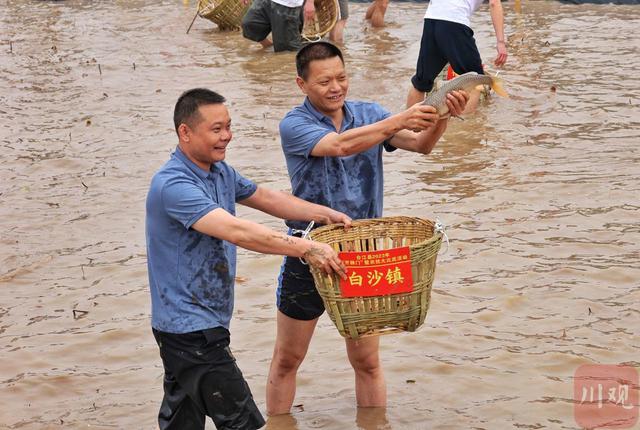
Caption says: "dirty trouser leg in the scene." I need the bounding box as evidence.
[153,328,265,430]
[270,2,303,52]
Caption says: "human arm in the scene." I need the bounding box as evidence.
[309,104,439,158]
[303,0,316,23]
[489,0,508,67]
[239,186,352,227]
[389,90,469,154]
[192,208,346,277]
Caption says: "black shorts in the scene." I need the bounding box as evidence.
[277,256,325,320]
[152,327,265,430]
[411,18,484,93]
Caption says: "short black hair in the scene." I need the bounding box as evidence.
[296,41,344,81]
[173,88,226,135]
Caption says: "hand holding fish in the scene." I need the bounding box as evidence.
[397,103,440,132]
[443,90,469,118]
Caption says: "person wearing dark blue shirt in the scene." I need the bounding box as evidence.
[146,88,351,430]
[267,42,469,415]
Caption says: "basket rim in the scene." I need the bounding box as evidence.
[197,0,250,29]
[308,216,442,250]
[301,0,339,39]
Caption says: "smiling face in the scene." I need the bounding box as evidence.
[297,56,349,117]
[178,103,231,171]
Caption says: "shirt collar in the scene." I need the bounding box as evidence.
[173,146,219,180]
[303,97,354,132]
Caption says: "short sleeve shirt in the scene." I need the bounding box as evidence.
[145,147,257,334]
[271,0,303,7]
[425,0,483,27]
[280,98,395,230]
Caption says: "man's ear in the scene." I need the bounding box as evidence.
[177,123,190,142]
[296,76,307,94]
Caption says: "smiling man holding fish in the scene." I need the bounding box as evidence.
[266,41,468,415]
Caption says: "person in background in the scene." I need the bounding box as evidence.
[146,88,351,429]
[242,0,305,52]
[329,0,349,44]
[406,0,508,110]
[266,42,468,416]
[365,0,389,28]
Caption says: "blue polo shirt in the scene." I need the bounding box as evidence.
[280,98,396,230]
[145,146,257,334]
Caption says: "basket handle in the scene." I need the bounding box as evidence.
[434,219,449,255]
[292,221,315,265]
[302,21,323,43]
[302,33,323,43]
[186,7,200,34]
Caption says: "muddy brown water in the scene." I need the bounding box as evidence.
[1,0,639,428]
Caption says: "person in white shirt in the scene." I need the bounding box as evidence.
[406,0,508,108]
[242,0,305,52]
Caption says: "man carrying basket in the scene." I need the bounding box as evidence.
[146,88,352,429]
[267,42,469,414]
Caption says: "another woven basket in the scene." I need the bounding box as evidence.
[301,0,339,41]
[309,216,442,339]
[198,0,251,31]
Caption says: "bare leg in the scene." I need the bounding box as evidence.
[365,2,375,19]
[266,311,318,416]
[406,85,426,108]
[346,336,386,407]
[462,88,481,114]
[329,19,347,44]
[265,413,298,429]
[369,0,389,28]
[259,38,273,48]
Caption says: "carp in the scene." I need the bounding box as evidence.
[423,71,508,115]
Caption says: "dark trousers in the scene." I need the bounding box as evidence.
[153,327,265,430]
[411,18,485,93]
[241,0,303,52]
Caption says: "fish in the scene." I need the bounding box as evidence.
[422,71,509,115]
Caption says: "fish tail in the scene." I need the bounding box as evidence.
[490,75,509,98]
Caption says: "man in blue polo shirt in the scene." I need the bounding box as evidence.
[266,42,468,415]
[146,88,351,430]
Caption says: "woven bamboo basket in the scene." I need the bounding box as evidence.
[301,0,339,41]
[198,0,251,31]
[309,216,442,339]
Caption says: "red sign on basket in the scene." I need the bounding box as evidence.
[339,247,413,298]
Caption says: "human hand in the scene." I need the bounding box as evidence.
[444,90,469,118]
[304,242,347,279]
[399,103,440,132]
[494,40,508,67]
[303,1,316,23]
[325,210,352,229]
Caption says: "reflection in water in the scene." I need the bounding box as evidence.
[265,413,299,430]
[263,408,391,430]
[1,1,640,429]
[355,407,391,430]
